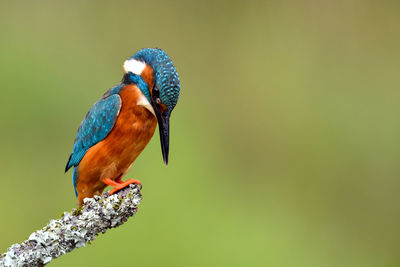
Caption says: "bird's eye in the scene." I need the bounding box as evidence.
[156,98,161,104]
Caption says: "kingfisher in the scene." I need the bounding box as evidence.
[65,48,180,205]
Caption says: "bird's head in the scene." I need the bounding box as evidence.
[122,48,180,165]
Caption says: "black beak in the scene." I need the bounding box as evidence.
[155,111,170,165]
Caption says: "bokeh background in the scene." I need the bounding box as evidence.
[1,0,399,266]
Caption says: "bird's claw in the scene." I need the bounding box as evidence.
[103,177,142,195]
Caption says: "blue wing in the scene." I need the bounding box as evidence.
[65,93,122,172]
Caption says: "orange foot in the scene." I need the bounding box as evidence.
[103,177,142,195]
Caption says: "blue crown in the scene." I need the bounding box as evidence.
[131,48,180,115]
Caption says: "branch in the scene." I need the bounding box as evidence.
[0,184,142,267]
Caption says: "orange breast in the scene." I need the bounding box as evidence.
[75,84,157,203]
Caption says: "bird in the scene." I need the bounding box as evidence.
[65,48,180,205]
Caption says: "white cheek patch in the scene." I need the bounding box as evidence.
[137,90,156,117]
[123,59,146,75]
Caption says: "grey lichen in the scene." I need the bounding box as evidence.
[0,184,142,267]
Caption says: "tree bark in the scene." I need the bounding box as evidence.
[0,184,142,267]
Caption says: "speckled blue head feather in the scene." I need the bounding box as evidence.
[131,48,180,116]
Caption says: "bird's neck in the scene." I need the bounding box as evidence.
[122,63,155,106]
[120,84,155,117]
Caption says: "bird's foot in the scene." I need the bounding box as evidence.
[103,177,142,195]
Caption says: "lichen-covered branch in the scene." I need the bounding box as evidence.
[0,184,142,267]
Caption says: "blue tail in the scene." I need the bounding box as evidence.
[73,167,78,197]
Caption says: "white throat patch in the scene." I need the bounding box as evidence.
[136,89,156,117]
[123,59,146,75]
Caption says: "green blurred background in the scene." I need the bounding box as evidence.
[1,0,399,266]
